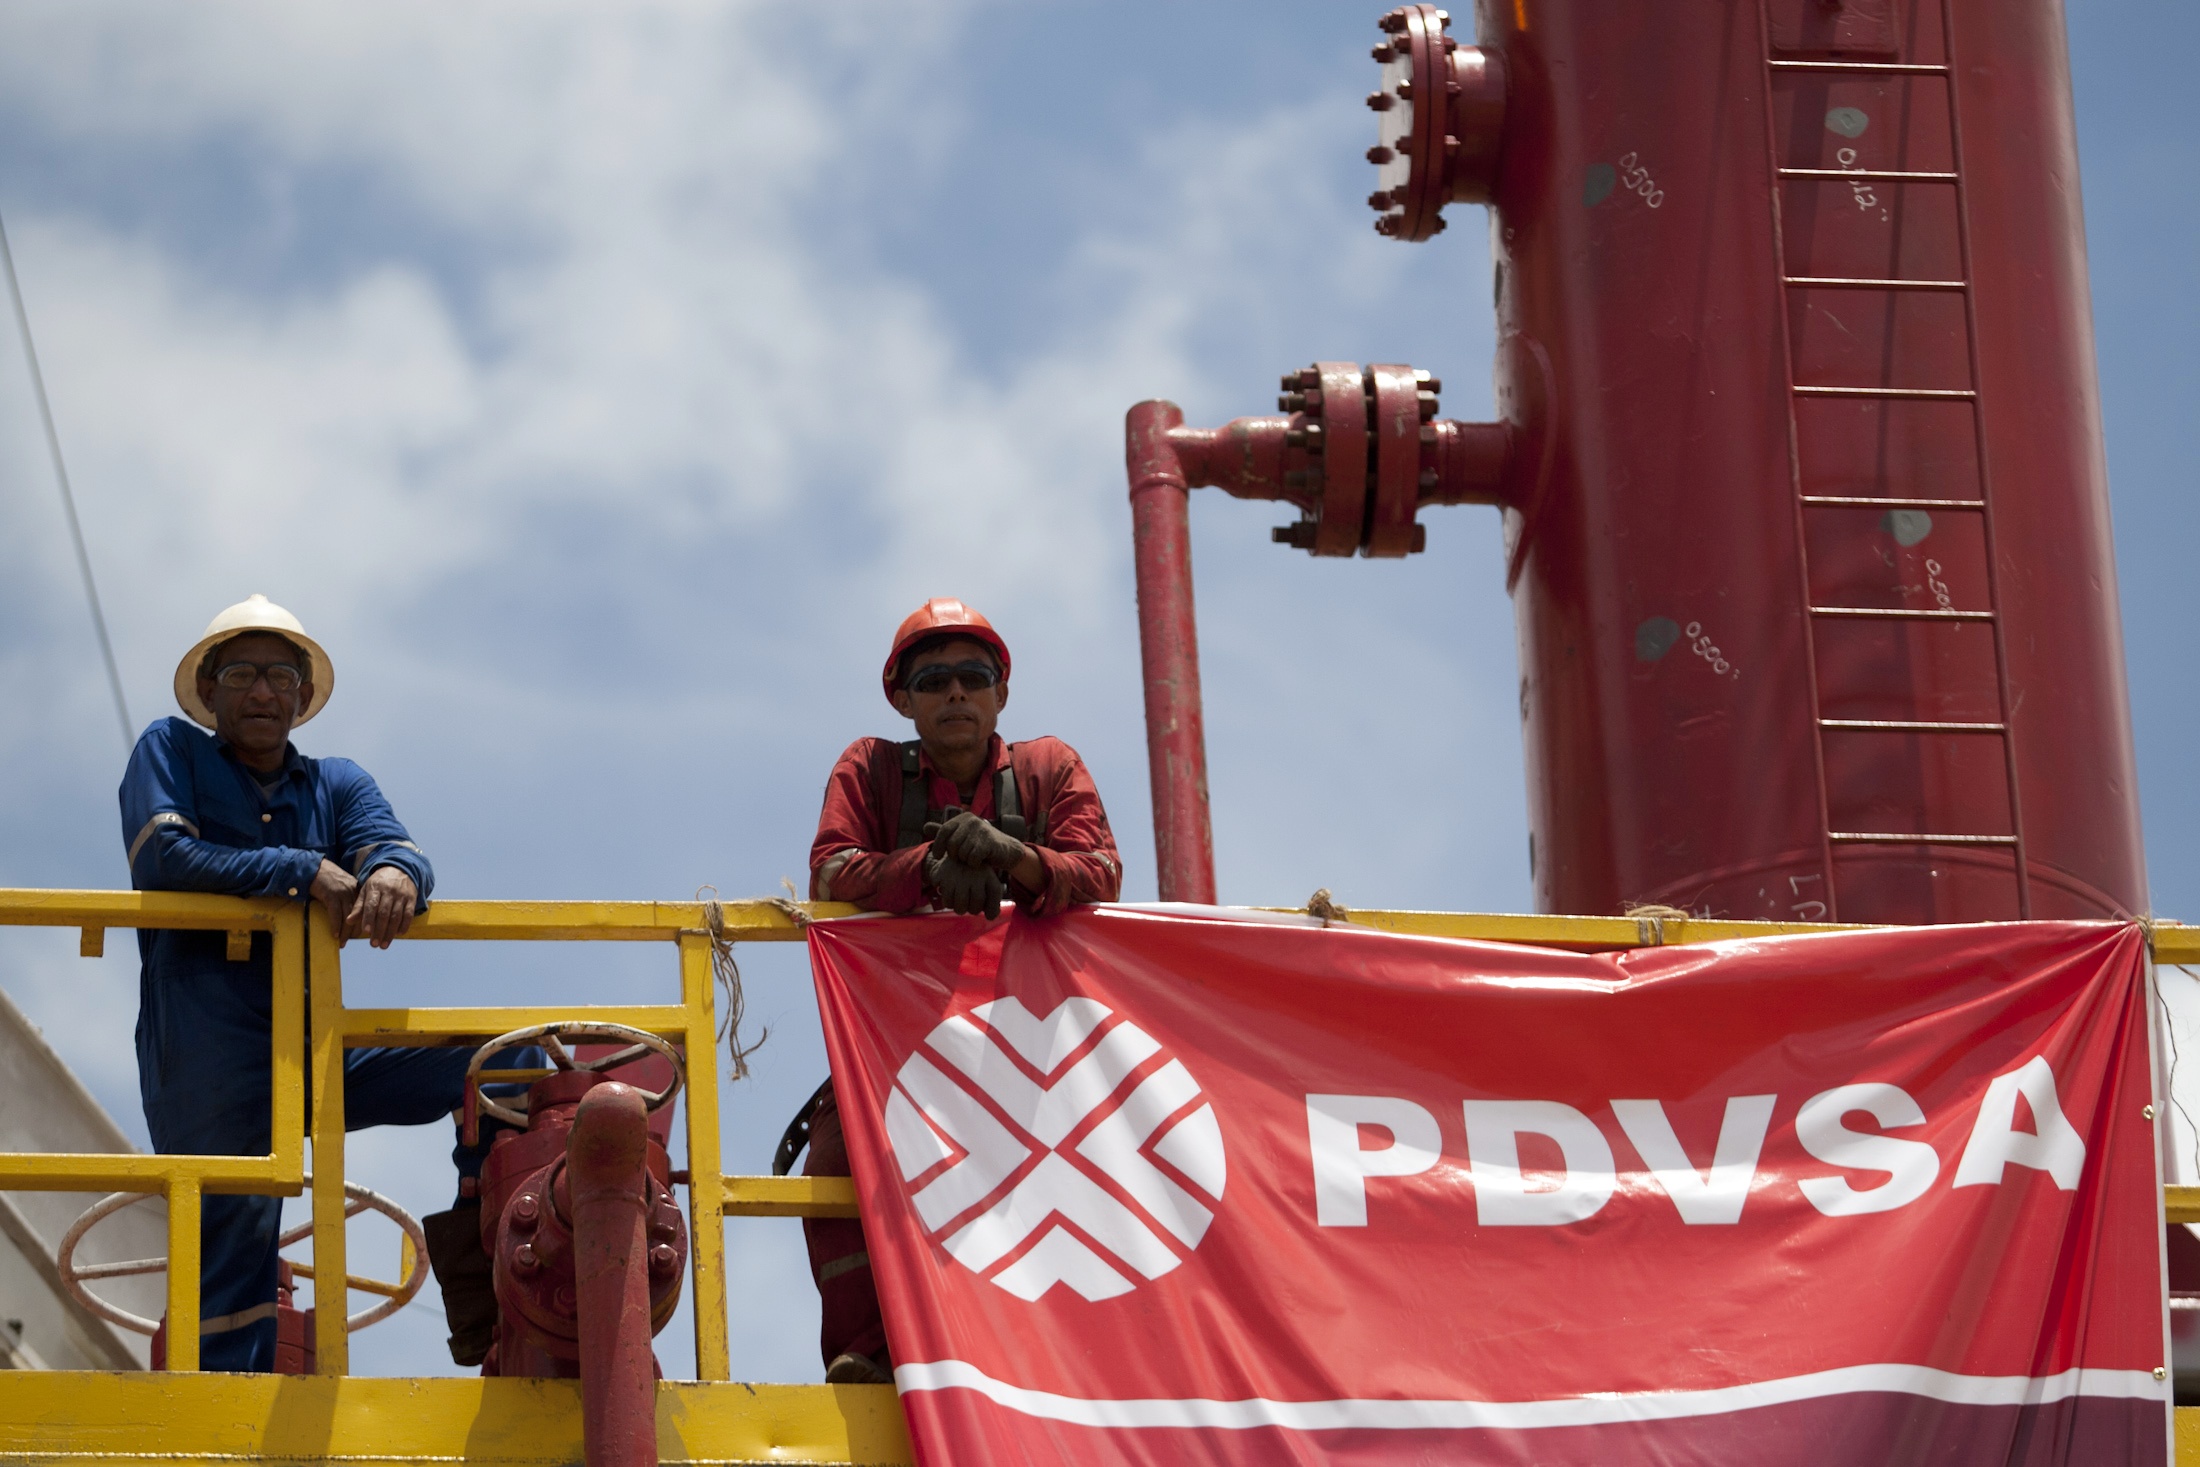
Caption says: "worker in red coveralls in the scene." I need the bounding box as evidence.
[787,597,1122,1384]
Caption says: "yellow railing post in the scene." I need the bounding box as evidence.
[308,904,350,1375]
[270,906,308,1186]
[164,1176,201,1372]
[681,931,730,1382]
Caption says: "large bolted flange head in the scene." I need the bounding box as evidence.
[1368,4,1508,242]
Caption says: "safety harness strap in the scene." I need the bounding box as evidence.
[994,759,1028,842]
[894,741,1041,848]
[895,742,929,850]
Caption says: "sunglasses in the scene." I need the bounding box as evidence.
[905,660,1000,696]
[212,661,305,694]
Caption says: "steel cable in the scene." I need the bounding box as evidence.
[0,204,131,748]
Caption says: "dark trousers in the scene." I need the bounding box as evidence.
[801,1083,888,1368]
[137,929,537,1372]
[151,1044,522,1373]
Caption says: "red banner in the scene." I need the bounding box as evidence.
[807,909,2168,1465]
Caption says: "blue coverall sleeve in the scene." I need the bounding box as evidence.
[119,721,323,897]
[325,759,434,910]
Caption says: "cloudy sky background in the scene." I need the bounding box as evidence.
[0,1,2194,1378]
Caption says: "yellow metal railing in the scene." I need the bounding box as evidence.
[0,889,307,1372]
[3,892,2197,1386]
[298,897,869,1377]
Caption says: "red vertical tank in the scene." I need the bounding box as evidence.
[1127,0,2145,924]
[1483,0,2142,922]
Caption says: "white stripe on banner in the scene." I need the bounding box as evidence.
[891,1360,2166,1432]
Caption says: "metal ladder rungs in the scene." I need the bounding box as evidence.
[1783,275,1967,291]
[1809,605,1994,621]
[1767,59,1951,75]
[1793,385,1976,400]
[1820,718,2007,733]
[1758,0,2031,920]
[1778,167,1959,183]
[1799,495,1985,509]
[1827,832,2021,846]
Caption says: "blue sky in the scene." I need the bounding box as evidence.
[0,1,2193,1379]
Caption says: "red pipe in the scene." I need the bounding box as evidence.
[1127,395,1511,902]
[1127,401,1218,904]
[567,1082,655,1467]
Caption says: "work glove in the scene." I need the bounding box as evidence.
[925,808,1027,872]
[925,850,1006,920]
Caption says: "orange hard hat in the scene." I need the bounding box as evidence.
[882,598,1011,704]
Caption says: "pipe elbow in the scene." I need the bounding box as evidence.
[566,1082,649,1201]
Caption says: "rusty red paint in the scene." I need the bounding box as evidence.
[1125,381,1508,901]
[1126,400,1216,905]
[480,1071,686,1467]
[567,1083,659,1467]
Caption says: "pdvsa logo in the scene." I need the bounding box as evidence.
[884,997,1226,1301]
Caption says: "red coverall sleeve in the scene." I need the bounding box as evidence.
[1015,744,1123,916]
[809,741,930,912]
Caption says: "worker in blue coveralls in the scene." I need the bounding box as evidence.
[118,594,523,1372]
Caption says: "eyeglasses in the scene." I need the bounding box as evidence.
[904,661,1000,696]
[212,661,305,694]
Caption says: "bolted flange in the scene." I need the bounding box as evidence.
[1368,3,1507,242]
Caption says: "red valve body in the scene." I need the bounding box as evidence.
[478,1073,686,1386]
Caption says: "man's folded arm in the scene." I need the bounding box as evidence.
[1018,753,1122,914]
[120,727,321,897]
[328,759,433,908]
[809,742,930,911]
[813,845,931,911]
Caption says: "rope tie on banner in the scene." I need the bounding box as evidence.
[697,887,768,1082]
[771,877,812,931]
[1623,903,1692,947]
[1306,889,1351,927]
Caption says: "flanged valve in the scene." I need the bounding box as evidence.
[1367,4,1507,241]
[1272,361,1444,557]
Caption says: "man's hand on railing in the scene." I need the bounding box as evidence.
[310,861,418,948]
[345,867,419,949]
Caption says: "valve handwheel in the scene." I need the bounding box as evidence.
[56,1174,428,1336]
[464,1021,684,1132]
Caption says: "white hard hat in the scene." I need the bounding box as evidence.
[172,594,335,730]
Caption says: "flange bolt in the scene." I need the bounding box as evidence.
[513,1242,540,1275]
[649,1243,678,1276]
[513,1194,540,1231]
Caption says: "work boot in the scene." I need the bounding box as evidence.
[422,1203,497,1367]
[824,1350,892,1385]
